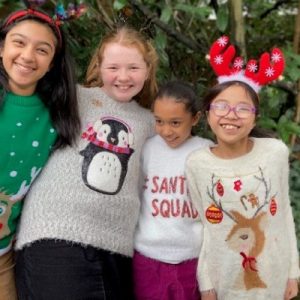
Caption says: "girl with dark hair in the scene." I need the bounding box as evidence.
[186,36,299,300]
[133,80,212,300]
[0,4,80,298]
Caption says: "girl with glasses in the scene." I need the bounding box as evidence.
[185,37,299,300]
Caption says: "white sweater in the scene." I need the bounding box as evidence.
[185,138,300,299]
[16,86,154,257]
[134,135,212,263]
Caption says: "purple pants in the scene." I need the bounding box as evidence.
[133,251,201,300]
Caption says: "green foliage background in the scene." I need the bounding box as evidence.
[1,0,300,246]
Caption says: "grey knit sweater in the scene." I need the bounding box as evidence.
[16,86,154,257]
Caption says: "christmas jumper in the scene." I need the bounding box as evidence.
[16,86,155,257]
[185,137,300,300]
[0,92,57,256]
[134,134,212,263]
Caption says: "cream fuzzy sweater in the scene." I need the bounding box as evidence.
[134,135,212,263]
[185,138,300,299]
[16,86,154,257]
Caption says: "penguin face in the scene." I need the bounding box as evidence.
[96,124,111,142]
[93,119,134,147]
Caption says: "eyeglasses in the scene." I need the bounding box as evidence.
[209,101,256,119]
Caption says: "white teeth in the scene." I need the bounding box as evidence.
[117,85,130,90]
[222,124,238,129]
[15,63,34,72]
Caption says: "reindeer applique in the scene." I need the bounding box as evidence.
[0,167,41,245]
[206,167,277,291]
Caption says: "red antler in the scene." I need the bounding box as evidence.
[244,48,284,86]
[208,36,285,92]
[209,36,244,76]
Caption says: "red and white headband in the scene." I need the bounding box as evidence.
[208,36,285,92]
[3,1,87,48]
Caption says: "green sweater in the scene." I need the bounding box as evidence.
[0,92,57,255]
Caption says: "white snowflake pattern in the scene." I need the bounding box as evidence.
[214,55,223,65]
[217,36,228,47]
[271,52,281,63]
[247,63,258,73]
[234,58,243,69]
[265,67,275,77]
[10,171,17,177]
[32,141,39,147]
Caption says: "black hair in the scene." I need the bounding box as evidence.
[153,80,200,136]
[154,80,200,116]
[202,80,273,138]
[0,13,80,149]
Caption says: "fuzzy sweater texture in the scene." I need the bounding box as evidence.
[134,135,212,263]
[16,86,154,257]
[185,137,300,299]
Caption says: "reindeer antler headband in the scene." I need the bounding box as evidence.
[208,36,285,92]
[3,0,87,47]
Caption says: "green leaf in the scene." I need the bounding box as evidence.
[113,0,127,11]
[154,32,167,51]
[174,4,211,19]
[160,6,172,23]
[257,117,277,129]
[284,121,300,135]
[216,4,229,32]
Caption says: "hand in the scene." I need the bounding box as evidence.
[201,289,217,300]
[284,279,298,300]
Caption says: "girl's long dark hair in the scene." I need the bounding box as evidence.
[0,14,80,149]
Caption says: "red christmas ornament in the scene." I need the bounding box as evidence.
[216,180,224,196]
[234,180,242,192]
[270,197,277,216]
[206,205,223,224]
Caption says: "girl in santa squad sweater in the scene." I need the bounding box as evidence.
[133,80,213,300]
[185,36,299,300]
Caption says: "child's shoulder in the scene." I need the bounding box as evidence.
[143,134,162,147]
[186,143,210,163]
[253,137,289,155]
[134,103,153,117]
[77,84,102,102]
[191,136,214,148]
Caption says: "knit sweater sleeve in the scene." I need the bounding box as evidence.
[281,145,300,279]
[185,157,214,292]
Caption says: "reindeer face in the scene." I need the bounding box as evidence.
[226,225,255,254]
[225,210,267,257]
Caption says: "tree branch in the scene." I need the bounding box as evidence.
[260,0,291,19]
[128,0,205,52]
[209,0,219,13]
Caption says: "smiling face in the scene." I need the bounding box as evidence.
[207,84,256,152]
[0,20,57,96]
[99,43,149,103]
[154,97,200,148]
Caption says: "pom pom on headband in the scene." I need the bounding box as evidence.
[3,1,87,47]
[207,36,285,93]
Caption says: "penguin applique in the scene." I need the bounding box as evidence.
[80,117,134,195]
